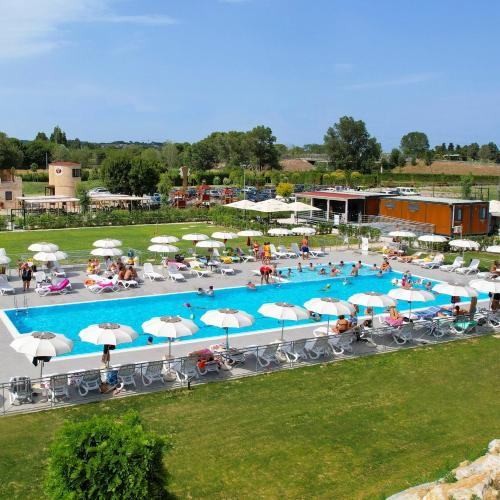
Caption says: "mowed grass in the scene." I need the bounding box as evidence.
[443,250,499,271]
[1,337,499,499]
[0,223,343,261]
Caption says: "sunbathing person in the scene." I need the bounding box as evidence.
[332,315,350,334]
[386,305,404,326]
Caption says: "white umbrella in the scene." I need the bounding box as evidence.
[196,240,225,249]
[432,282,478,298]
[0,255,11,264]
[182,233,209,245]
[211,232,238,244]
[291,227,316,235]
[254,199,291,213]
[258,302,309,341]
[150,235,179,244]
[10,331,73,378]
[79,322,139,346]
[388,230,416,238]
[486,245,500,254]
[286,201,321,212]
[90,247,123,257]
[225,199,258,210]
[304,297,354,331]
[449,239,480,250]
[268,228,292,236]
[147,244,179,253]
[28,242,59,252]
[33,251,68,262]
[142,315,198,358]
[388,287,435,317]
[348,292,396,325]
[93,239,122,248]
[237,230,263,237]
[418,234,447,243]
[200,308,254,349]
[470,279,500,294]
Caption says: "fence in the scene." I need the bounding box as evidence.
[2,313,498,416]
[361,215,435,235]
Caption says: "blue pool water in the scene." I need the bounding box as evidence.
[4,265,479,356]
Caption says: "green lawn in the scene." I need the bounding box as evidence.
[0,224,344,261]
[1,337,499,499]
[21,181,47,195]
[442,250,499,271]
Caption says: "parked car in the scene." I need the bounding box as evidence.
[87,187,111,196]
[397,187,420,196]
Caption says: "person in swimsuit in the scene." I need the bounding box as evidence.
[332,315,350,334]
[21,264,32,292]
[301,237,309,260]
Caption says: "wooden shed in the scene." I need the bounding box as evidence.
[379,196,489,236]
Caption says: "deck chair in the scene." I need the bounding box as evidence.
[305,336,332,359]
[167,265,186,282]
[9,376,33,405]
[255,343,280,367]
[328,332,355,354]
[189,265,211,278]
[35,278,71,296]
[51,261,66,278]
[456,259,480,275]
[87,275,120,294]
[439,256,464,272]
[220,264,235,275]
[143,262,164,281]
[48,373,69,402]
[0,276,15,295]
[77,370,102,396]
[450,315,477,335]
[420,253,444,269]
[176,357,201,380]
[200,360,221,375]
[310,246,327,258]
[279,339,308,362]
[141,361,165,385]
[270,244,288,259]
[391,323,414,345]
[34,270,50,287]
[278,245,297,258]
[117,364,137,388]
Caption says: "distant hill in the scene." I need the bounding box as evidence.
[279,159,315,172]
[400,160,500,176]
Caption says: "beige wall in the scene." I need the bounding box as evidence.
[48,164,81,197]
[0,176,23,211]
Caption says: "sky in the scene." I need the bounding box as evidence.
[1,0,500,150]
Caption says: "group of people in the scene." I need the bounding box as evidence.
[197,286,215,297]
[87,256,140,284]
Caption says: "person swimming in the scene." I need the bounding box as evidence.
[197,287,205,295]
[287,268,292,276]
[206,285,214,297]
[297,262,303,272]
[321,283,331,291]
[246,281,256,290]
[319,267,326,275]
[308,262,314,271]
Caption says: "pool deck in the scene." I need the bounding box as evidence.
[0,250,478,382]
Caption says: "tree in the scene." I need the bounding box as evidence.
[247,125,279,170]
[50,125,67,145]
[30,163,38,173]
[447,142,454,152]
[388,148,402,168]
[323,116,381,173]
[101,151,135,194]
[213,175,221,185]
[276,182,294,198]
[187,140,218,171]
[35,131,48,141]
[156,171,173,199]
[461,173,474,199]
[24,140,52,168]
[75,183,90,213]
[160,141,179,171]
[468,143,480,160]
[45,412,170,499]
[128,158,160,195]
[0,132,24,169]
[424,150,434,166]
[400,132,429,159]
[51,144,71,161]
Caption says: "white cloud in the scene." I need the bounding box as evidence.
[345,73,438,90]
[0,0,177,60]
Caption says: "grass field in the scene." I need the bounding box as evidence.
[0,337,499,499]
[442,250,499,271]
[0,223,345,262]
[20,181,47,195]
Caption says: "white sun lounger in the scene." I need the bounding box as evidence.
[278,245,297,258]
[439,256,464,272]
[190,266,211,278]
[141,361,165,386]
[420,254,444,268]
[270,244,288,259]
[456,259,480,275]
[220,264,235,275]
[167,266,186,282]
[9,376,33,405]
[0,276,15,295]
[143,262,164,281]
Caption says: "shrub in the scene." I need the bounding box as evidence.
[45,412,170,500]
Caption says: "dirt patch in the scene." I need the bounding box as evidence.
[400,160,500,176]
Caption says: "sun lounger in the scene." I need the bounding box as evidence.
[35,278,71,296]
[34,270,50,287]
[0,276,15,295]
[116,364,137,389]
[189,265,211,278]
[412,306,446,320]
[439,256,464,272]
[141,361,165,385]
[278,245,297,258]
[173,357,200,381]
[220,264,235,275]
[310,246,327,258]
[77,370,102,396]
[328,332,355,354]
[304,336,332,359]
[86,275,120,293]
[9,376,33,405]
[390,323,414,345]
[269,244,288,259]
[143,262,164,281]
[456,259,480,275]
[248,343,281,367]
[420,254,444,268]
[118,278,139,288]
[167,266,186,282]
[450,315,477,335]
[291,242,318,259]
[47,373,70,401]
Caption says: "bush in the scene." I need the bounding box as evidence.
[20,172,49,182]
[45,412,170,500]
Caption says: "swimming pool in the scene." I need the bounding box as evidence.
[3,265,479,357]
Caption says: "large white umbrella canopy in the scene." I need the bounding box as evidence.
[268,228,292,236]
[291,227,316,235]
[147,244,179,253]
[90,247,123,257]
[150,235,179,244]
[182,233,209,245]
[200,308,254,349]
[10,331,73,378]
[470,279,500,294]
[258,302,309,341]
[349,292,396,325]
[388,287,435,316]
[237,230,263,237]
[486,245,500,254]
[286,201,321,212]
[254,199,291,213]
[28,242,59,252]
[196,240,225,249]
[211,231,238,242]
[304,297,355,331]
[225,199,258,210]
[418,234,448,243]
[33,251,68,262]
[79,322,138,346]
[449,239,480,250]
[388,230,416,238]
[93,239,122,248]
[0,255,11,264]
[432,282,478,297]
[142,315,198,358]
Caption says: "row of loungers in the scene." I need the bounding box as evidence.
[7,311,499,409]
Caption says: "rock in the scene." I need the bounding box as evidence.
[424,472,492,500]
[488,439,500,455]
[386,482,437,499]
[454,454,500,480]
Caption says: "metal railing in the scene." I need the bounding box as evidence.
[2,313,497,416]
[361,215,435,235]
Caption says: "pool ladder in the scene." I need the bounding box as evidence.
[13,294,29,316]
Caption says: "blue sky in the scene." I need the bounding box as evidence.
[1,0,500,149]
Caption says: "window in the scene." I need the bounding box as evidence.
[408,203,420,212]
[479,207,487,219]
[384,201,395,209]
[72,169,81,178]
[5,191,12,201]
[455,207,463,222]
